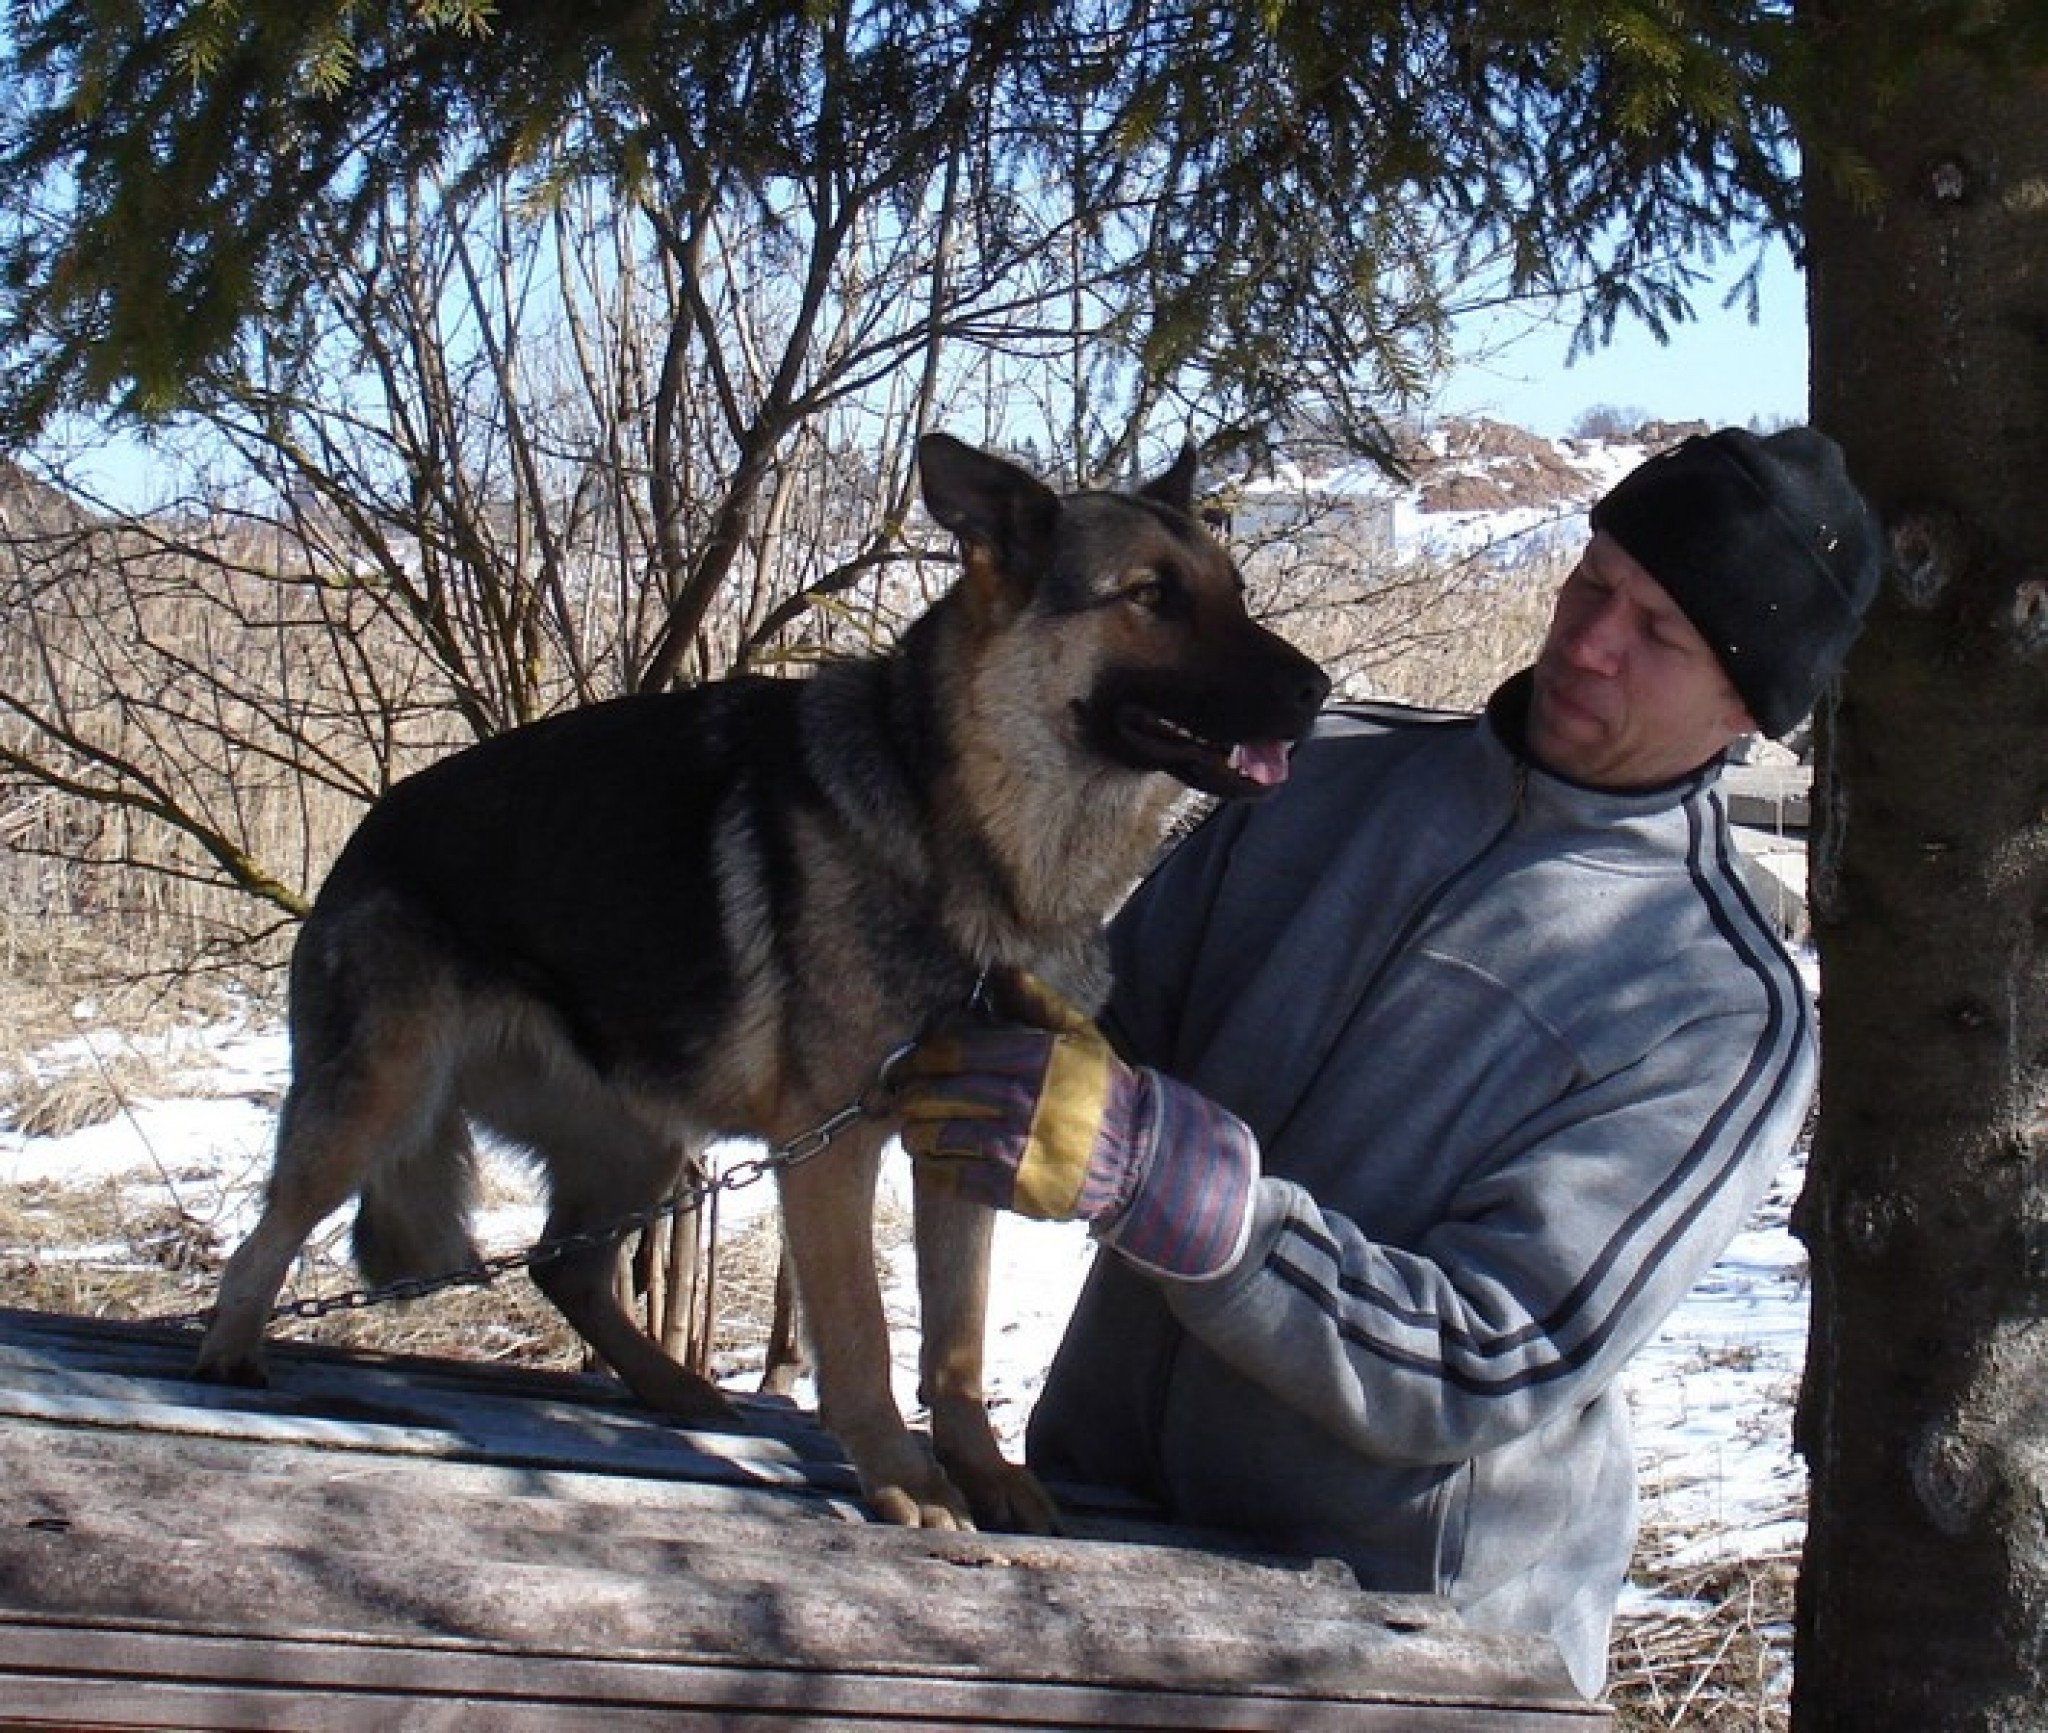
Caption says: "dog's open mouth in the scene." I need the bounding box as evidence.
[1120,707,1295,798]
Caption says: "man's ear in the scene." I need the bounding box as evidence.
[917,433,1060,592]
[1138,442,1200,516]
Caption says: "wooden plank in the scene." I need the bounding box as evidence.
[1,1420,1598,1718]
[0,1440,1500,1687]
[0,1309,1608,1726]
[0,1621,1599,1730]
[0,1306,861,1499]
[0,1379,854,1498]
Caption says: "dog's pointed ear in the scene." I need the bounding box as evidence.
[1139,442,1201,516]
[918,434,1060,613]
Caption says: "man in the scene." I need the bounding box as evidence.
[896,426,1883,1695]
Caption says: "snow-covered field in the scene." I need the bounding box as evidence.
[2,994,1811,1609]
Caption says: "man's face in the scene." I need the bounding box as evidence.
[1526,532,1756,788]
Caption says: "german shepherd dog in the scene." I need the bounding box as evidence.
[196,434,1328,1531]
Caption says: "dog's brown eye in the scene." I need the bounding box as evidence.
[1120,574,1168,611]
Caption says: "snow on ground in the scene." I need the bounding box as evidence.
[2,997,1812,1604]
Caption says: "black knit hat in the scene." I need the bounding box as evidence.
[1589,427,1883,737]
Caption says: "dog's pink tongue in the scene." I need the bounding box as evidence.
[1233,741,1293,788]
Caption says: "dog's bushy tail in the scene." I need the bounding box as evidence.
[352,1107,482,1287]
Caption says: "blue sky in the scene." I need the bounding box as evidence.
[1435,238,1808,436]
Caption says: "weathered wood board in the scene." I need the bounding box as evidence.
[0,1307,1607,1729]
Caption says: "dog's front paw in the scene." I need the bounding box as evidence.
[853,1434,977,1529]
[951,1459,1062,1536]
[928,1395,1062,1534]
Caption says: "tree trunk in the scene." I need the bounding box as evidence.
[1794,27,2048,1729]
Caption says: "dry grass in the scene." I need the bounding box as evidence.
[0,911,244,1047]
[0,908,261,1145]
[0,1174,797,1379]
[1,1048,188,1140]
[0,1176,229,1321]
[1246,517,1566,711]
[1611,1532,1797,1730]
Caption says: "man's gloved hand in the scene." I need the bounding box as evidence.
[894,975,1258,1280]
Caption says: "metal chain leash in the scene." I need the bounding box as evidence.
[154,1031,928,1330]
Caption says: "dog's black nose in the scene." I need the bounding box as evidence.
[1280,655,1332,723]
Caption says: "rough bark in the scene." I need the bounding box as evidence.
[1794,31,2048,1732]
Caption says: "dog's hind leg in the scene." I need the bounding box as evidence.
[513,1090,735,1425]
[195,1021,453,1387]
[527,1221,736,1424]
[778,1126,975,1528]
[913,1173,1062,1534]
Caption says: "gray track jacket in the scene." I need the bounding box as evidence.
[1026,673,1815,1695]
